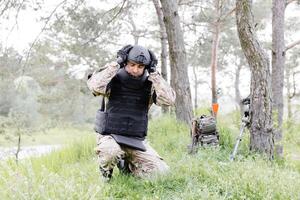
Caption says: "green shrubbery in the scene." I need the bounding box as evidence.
[1,114,300,199]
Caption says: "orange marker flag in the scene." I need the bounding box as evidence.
[212,103,219,117]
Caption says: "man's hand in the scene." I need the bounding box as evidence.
[147,70,176,106]
[87,62,120,96]
[116,45,133,68]
[147,71,160,83]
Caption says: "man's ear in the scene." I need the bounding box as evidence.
[124,63,129,72]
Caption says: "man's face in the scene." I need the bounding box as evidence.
[125,61,145,77]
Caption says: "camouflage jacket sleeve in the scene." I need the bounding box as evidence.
[87,62,119,96]
[148,71,176,106]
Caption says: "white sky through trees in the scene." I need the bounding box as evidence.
[1,0,299,114]
[1,1,299,52]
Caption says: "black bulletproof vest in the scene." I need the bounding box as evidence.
[102,68,152,139]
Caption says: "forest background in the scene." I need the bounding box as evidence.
[0,0,300,199]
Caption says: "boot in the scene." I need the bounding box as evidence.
[99,166,113,182]
[117,159,131,175]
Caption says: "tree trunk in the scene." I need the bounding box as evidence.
[285,65,292,125]
[210,0,221,116]
[129,15,139,45]
[271,0,285,156]
[287,95,292,124]
[234,63,243,115]
[160,0,193,124]
[236,0,274,158]
[192,65,198,110]
[15,128,21,164]
[152,0,169,113]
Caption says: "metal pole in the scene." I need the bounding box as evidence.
[230,122,247,161]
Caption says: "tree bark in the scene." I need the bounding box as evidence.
[15,127,21,164]
[152,0,169,113]
[271,0,285,156]
[286,68,300,125]
[285,66,293,124]
[236,0,274,158]
[128,14,139,45]
[160,0,193,124]
[192,65,199,110]
[210,0,221,116]
[234,63,243,114]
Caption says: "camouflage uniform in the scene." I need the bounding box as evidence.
[87,62,175,178]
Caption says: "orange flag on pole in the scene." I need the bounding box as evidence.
[212,103,219,117]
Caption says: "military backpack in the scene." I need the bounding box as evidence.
[188,115,219,154]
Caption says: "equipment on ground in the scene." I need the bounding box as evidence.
[230,97,250,161]
[188,115,219,154]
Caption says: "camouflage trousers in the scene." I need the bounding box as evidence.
[95,134,169,178]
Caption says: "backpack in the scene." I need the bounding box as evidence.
[188,115,219,154]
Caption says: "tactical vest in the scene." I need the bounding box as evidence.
[101,68,152,139]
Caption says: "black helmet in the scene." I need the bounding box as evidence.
[127,45,151,66]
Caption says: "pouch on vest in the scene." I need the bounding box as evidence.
[94,97,107,134]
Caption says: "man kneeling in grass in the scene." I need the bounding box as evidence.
[87,45,175,181]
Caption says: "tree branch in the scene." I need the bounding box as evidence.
[220,7,236,22]
[21,0,68,74]
[0,0,11,17]
[84,0,127,45]
[182,21,209,32]
[104,0,126,25]
[4,0,26,47]
[285,39,300,52]
[178,0,208,8]
[286,0,297,7]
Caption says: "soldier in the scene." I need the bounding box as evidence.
[87,45,176,181]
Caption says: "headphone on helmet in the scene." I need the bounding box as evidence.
[116,44,133,68]
[147,49,157,73]
[116,44,157,73]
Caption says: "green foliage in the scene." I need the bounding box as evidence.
[218,125,235,150]
[194,105,212,117]
[0,46,21,117]
[29,135,95,173]
[0,124,91,147]
[1,116,300,199]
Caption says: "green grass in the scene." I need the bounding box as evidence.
[1,114,300,200]
[0,124,90,147]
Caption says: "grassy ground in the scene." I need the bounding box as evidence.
[0,114,300,200]
[0,124,90,147]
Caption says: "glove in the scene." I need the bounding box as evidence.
[116,45,133,68]
[148,50,157,73]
